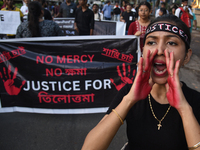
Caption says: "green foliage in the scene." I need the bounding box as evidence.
[15,3,23,9]
[0,1,4,8]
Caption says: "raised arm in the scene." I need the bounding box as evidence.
[82,49,158,150]
[164,50,200,150]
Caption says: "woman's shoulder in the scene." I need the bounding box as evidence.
[130,20,137,26]
[19,21,29,28]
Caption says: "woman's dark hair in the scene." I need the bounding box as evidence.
[138,1,151,11]
[146,14,191,52]
[159,7,167,15]
[28,1,42,37]
[92,4,99,8]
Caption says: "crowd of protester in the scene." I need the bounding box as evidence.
[0,0,198,38]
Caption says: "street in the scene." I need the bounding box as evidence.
[0,30,200,150]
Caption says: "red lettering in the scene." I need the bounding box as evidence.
[45,56,53,64]
[81,55,87,63]
[46,68,53,77]
[36,56,44,64]
[57,55,66,63]
[88,55,94,62]
[74,55,80,63]
[67,55,73,63]
[55,68,62,76]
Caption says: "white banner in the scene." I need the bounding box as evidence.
[0,11,21,34]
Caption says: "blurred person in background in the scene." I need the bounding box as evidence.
[74,0,94,35]
[113,2,121,21]
[120,3,136,35]
[120,0,126,14]
[189,5,197,32]
[128,1,151,51]
[16,1,63,38]
[155,2,168,18]
[55,0,76,18]
[1,0,23,22]
[1,0,6,9]
[33,0,52,20]
[102,1,112,20]
[20,0,30,21]
[1,0,23,38]
[54,2,62,17]
[93,4,101,21]
[159,7,167,16]
[175,0,193,28]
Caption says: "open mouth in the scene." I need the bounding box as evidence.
[153,60,167,76]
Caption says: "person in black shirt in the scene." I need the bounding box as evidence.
[55,0,76,18]
[82,15,200,150]
[74,0,94,35]
[120,3,136,35]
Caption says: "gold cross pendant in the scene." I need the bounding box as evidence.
[157,122,162,130]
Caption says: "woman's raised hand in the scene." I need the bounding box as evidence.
[125,49,158,104]
[164,50,188,110]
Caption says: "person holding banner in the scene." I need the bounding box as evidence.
[82,14,200,150]
[16,1,63,38]
[128,1,151,52]
[1,0,23,38]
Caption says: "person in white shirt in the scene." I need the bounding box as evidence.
[20,0,30,20]
[155,2,168,18]
[92,4,101,21]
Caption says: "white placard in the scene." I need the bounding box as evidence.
[0,11,21,34]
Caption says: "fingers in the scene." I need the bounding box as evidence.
[19,80,26,89]
[8,65,11,79]
[122,63,126,77]
[117,65,123,78]
[149,49,158,63]
[132,69,136,77]
[169,52,174,76]
[13,67,18,80]
[144,49,150,72]
[144,49,158,73]
[3,67,7,79]
[138,57,143,76]
[174,59,181,77]
[0,72,5,82]
[165,49,169,69]
[128,65,131,76]
[165,82,169,92]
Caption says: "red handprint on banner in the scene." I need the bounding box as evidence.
[0,65,26,95]
[110,63,136,91]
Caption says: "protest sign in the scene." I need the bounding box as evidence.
[0,11,21,34]
[54,18,126,35]
[0,36,140,114]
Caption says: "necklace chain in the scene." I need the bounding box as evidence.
[148,94,171,130]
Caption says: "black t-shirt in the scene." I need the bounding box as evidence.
[75,7,94,35]
[113,7,121,15]
[122,11,136,31]
[107,82,200,150]
[44,8,52,20]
